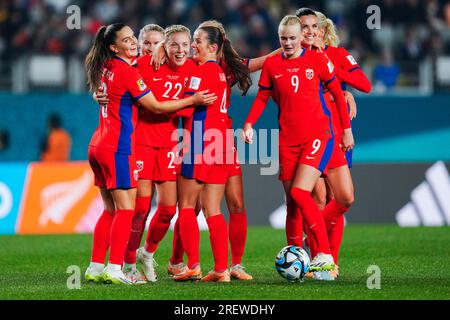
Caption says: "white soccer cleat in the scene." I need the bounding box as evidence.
[102,267,135,285]
[136,247,158,282]
[309,253,335,272]
[84,262,104,283]
[123,266,147,285]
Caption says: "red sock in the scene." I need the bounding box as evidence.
[328,214,345,264]
[108,209,134,266]
[285,203,303,247]
[91,210,114,264]
[322,199,349,224]
[178,208,200,269]
[228,211,247,266]
[290,187,331,255]
[207,214,229,272]
[303,219,318,258]
[145,205,176,253]
[124,196,151,264]
[170,218,184,265]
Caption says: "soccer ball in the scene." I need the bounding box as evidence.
[275,245,310,282]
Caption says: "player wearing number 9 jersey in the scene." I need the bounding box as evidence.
[243,15,354,272]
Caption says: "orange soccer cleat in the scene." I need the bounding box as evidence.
[167,262,187,277]
[172,265,202,282]
[230,265,253,281]
[200,270,231,283]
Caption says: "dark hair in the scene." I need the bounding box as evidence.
[198,23,252,96]
[295,7,317,18]
[85,23,127,92]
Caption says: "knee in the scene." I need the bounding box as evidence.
[311,191,327,210]
[227,201,245,214]
[336,193,354,208]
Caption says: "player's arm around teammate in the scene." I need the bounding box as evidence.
[243,16,353,272]
[125,25,197,282]
[83,23,215,285]
[173,23,251,283]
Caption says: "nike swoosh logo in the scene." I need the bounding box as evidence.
[275,74,283,79]
[153,78,162,81]
[306,156,315,160]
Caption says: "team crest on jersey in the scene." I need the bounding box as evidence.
[327,61,334,73]
[189,77,201,90]
[346,55,357,66]
[136,78,147,91]
[136,160,144,172]
[305,68,314,80]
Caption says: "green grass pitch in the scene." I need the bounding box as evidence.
[1,225,449,300]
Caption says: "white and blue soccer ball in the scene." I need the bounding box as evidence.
[275,245,310,282]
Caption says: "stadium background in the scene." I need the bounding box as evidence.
[0,0,450,236]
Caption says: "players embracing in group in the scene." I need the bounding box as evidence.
[84,6,370,285]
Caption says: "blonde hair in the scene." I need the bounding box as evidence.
[315,11,340,47]
[138,24,164,43]
[278,15,301,33]
[164,25,191,42]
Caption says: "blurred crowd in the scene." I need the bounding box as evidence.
[1,0,450,89]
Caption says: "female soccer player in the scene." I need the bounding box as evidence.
[296,9,371,277]
[123,25,198,283]
[172,22,252,282]
[138,24,164,56]
[151,21,277,281]
[83,23,216,285]
[242,15,354,272]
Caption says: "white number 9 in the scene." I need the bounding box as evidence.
[291,75,299,93]
[311,139,321,154]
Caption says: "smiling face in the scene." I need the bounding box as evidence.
[139,30,164,56]
[278,24,303,58]
[165,31,190,67]
[109,26,138,59]
[299,14,319,48]
[191,28,217,64]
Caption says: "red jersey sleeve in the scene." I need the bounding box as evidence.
[125,68,151,100]
[314,52,351,130]
[245,59,272,125]
[336,48,372,93]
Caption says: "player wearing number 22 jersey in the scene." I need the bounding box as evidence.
[135,54,197,181]
[245,50,351,181]
[180,60,235,184]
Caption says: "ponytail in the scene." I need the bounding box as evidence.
[315,11,340,47]
[198,20,252,96]
[85,23,127,92]
[221,38,252,96]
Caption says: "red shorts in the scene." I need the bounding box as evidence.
[327,135,348,170]
[135,144,180,181]
[278,137,334,181]
[180,151,236,184]
[88,146,138,189]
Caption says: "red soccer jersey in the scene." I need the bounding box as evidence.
[89,57,150,155]
[183,60,234,157]
[135,55,197,147]
[322,45,371,135]
[246,50,338,147]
